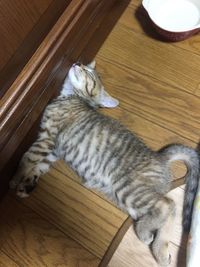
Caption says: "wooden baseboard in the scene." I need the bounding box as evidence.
[0,0,130,198]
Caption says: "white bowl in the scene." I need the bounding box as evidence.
[142,0,200,41]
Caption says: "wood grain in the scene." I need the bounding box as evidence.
[20,166,128,259]
[0,0,53,73]
[0,0,72,97]
[100,107,195,149]
[120,0,200,93]
[0,251,19,267]
[96,53,200,143]
[96,0,194,264]
[0,195,100,267]
[97,14,200,95]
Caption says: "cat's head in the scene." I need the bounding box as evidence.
[61,61,119,108]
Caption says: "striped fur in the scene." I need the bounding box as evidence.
[10,61,200,266]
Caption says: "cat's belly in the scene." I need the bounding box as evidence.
[70,157,112,186]
[63,138,115,187]
[65,155,114,200]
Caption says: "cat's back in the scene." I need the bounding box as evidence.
[56,104,152,183]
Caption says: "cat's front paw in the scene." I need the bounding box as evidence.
[16,175,38,198]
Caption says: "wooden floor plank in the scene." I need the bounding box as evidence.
[96,57,200,143]
[19,167,128,259]
[100,98,195,149]
[95,0,195,265]
[0,251,19,267]
[0,195,100,267]
[97,16,200,95]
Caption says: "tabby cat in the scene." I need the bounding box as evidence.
[10,61,199,266]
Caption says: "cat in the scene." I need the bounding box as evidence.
[10,61,199,266]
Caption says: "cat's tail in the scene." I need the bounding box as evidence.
[159,144,200,231]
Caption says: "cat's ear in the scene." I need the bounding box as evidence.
[87,60,96,69]
[99,89,119,108]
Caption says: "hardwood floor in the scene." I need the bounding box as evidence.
[94,0,200,265]
[0,195,100,267]
[1,0,200,266]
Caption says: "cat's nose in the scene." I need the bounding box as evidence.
[76,61,81,66]
[72,62,82,67]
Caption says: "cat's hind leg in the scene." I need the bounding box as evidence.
[135,197,175,266]
[10,139,58,198]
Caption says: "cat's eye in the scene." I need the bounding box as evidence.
[85,69,94,79]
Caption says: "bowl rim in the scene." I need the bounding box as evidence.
[142,0,200,33]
